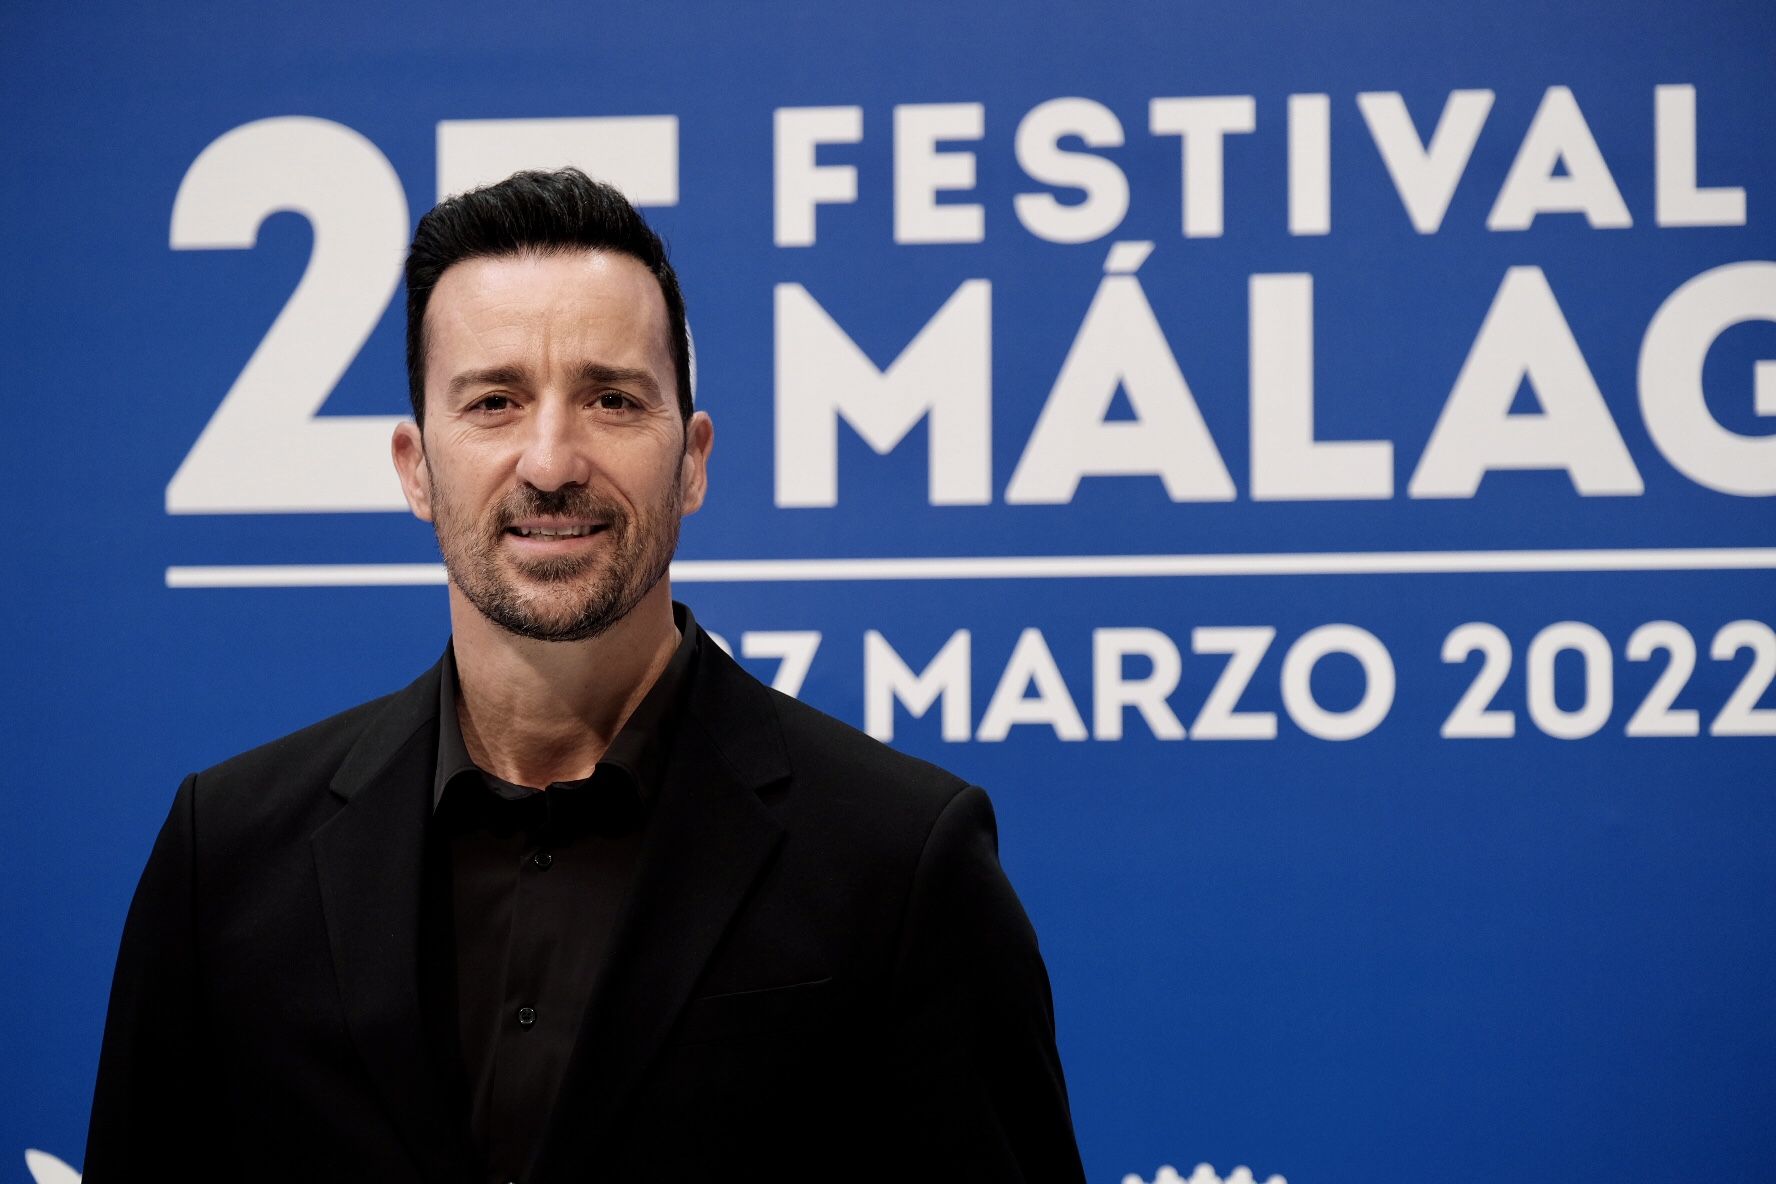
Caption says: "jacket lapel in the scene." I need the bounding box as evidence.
[532,632,790,1181]
[310,660,475,1184]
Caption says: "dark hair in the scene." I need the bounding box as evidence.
[403,167,691,427]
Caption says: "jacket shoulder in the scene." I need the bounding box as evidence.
[183,663,439,847]
[766,687,966,800]
[194,689,403,790]
[687,634,972,830]
[751,681,984,864]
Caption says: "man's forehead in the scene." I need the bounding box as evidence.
[426,249,673,372]
[432,249,664,318]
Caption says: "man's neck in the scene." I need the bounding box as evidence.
[447,582,681,789]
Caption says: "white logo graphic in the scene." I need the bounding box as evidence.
[1123,1165,1287,1184]
[24,1150,80,1184]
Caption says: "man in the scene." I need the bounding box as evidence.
[86,168,1085,1182]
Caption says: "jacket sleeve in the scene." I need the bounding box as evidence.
[84,774,219,1182]
[884,784,1087,1183]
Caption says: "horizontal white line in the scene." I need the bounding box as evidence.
[165,547,1776,588]
[167,564,449,588]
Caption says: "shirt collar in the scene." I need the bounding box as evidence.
[433,601,701,812]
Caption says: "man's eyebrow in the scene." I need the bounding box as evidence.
[447,365,530,398]
[575,363,662,401]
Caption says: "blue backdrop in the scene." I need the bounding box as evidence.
[6,2,1774,1181]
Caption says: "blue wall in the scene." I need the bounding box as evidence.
[5,2,1774,1180]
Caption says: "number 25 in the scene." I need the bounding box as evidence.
[167,115,678,513]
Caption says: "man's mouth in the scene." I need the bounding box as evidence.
[505,522,606,539]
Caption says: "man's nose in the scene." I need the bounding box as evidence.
[513,400,595,491]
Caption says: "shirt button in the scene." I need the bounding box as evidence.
[531,850,553,870]
[516,1006,536,1028]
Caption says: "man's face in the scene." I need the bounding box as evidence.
[392,249,712,642]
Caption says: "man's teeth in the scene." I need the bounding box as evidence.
[513,525,597,538]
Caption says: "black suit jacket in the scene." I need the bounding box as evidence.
[85,626,1085,1182]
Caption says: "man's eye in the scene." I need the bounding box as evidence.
[473,394,512,412]
[597,392,634,411]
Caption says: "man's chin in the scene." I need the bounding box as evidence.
[443,564,614,641]
[495,618,614,644]
[482,594,623,643]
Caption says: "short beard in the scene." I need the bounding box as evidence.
[431,477,681,644]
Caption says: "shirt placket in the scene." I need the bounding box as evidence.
[484,794,557,1178]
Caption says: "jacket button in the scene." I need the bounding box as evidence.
[516,1006,536,1027]
[531,850,553,870]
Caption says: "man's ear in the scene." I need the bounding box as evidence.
[391,420,435,523]
[679,411,714,515]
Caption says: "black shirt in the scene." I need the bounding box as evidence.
[425,606,699,1183]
